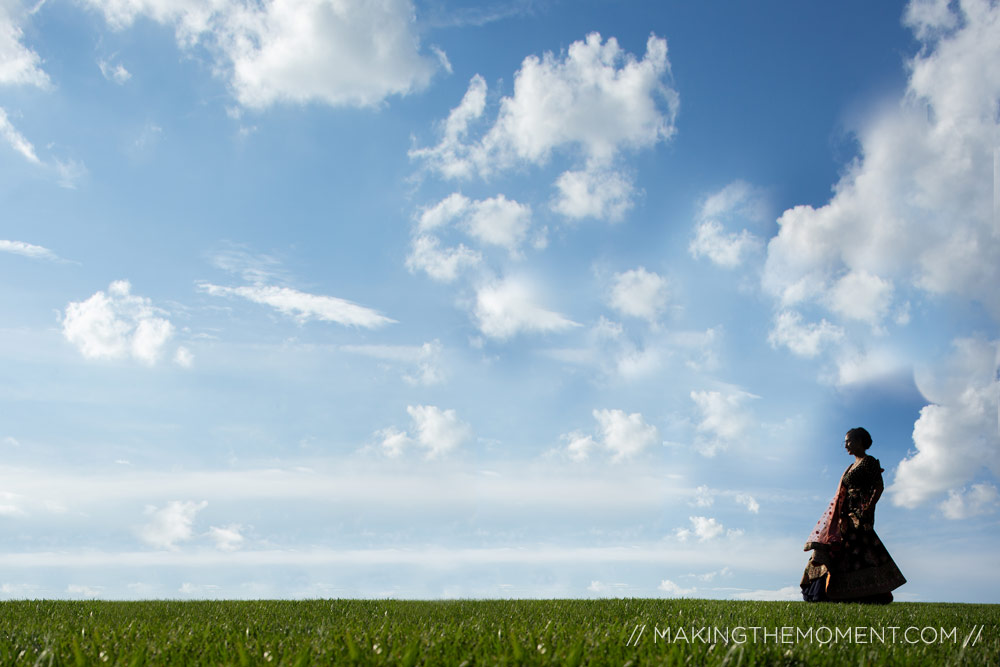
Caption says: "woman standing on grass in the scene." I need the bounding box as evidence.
[800,427,906,603]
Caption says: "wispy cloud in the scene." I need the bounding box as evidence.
[341,341,444,385]
[199,283,396,328]
[97,57,131,84]
[0,541,799,572]
[473,276,579,340]
[689,180,767,269]
[0,108,87,187]
[0,8,50,87]
[0,107,40,164]
[0,239,60,261]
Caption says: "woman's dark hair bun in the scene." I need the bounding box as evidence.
[847,427,872,450]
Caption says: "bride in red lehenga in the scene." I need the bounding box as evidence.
[801,427,906,603]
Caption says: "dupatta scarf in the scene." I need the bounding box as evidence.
[804,472,846,552]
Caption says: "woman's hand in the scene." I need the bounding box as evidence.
[860,503,875,526]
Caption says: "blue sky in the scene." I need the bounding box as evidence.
[1,0,998,602]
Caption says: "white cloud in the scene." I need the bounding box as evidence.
[83,0,441,109]
[658,579,696,596]
[563,431,598,462]
[377,427,411,459]
[891,337,1000,508]
[411,32,677,178]
[210,247,288,284]
[552,165,635,222]
[463,195,532,254]
[691,485,714,508]
[831,345,906,388]
[473,276,579,340]
[405,235,482,283]
[689,220,760,269]
[409,75,486,180]
[560,409,658,462]
[825,270,894,326]
[904,0,959,39]
[586,580,631,596]
[762,0,1000,318]
[690,388,757,457]
[377,405,472,459]
[614,343,663,381]
[0,109,86,186]
[694,566,732,582]
[174,346,194,367]
[414,193,533,255]
[939,483,999,519]
[0,239,59,261]
[735,493,760,514]
[593,408,659,462]
[0,463,697,511]
[675,516,724,542]
[689,181,767,268]
[54,158,87,189]
[0,106,40,164]
[0,583,39,598]
[199,283,395,328]
[408,193,534,283]
[543,321,720,382]
[731,586,801,601]
[132,318,175,364]
[342,340,444,385]
[407,405,472,458]
[137,500,207,550]
[208,524,245,551]
[403,341,445,385]
[0,503,23,517]
[767,310,844,358]
[0,4,50,87]
[484,33,675,167]
[178,582,221,596]
[417,192,471,232]
[608,267,668,321]
[700,180,769,223]
[62,280,176,364]
[98,58,131,84]
[66,584,102,598]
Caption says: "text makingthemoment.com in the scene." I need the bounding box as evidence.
[624,625,985,646]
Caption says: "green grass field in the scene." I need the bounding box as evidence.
[0,599,996,665]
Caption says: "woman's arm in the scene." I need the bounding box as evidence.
[862,462,884,523]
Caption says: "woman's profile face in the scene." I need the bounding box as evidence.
[844,433,863,456]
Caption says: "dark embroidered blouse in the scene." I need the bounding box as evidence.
[841,455,883,527]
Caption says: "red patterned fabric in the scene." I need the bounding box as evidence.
[800,456,906,601]
[806,478,845,548]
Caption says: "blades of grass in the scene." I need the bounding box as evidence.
[236,642,250,667]
[564,639,584,667]
[70,638,86,667]
[344,631,361,662]
[127,645,147,667]
[291,647,312,667]
[401,640,420,667]
[507,631,523,662]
